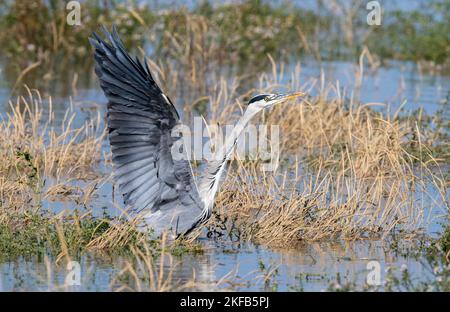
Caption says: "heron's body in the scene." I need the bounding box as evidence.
[90,26,304,237]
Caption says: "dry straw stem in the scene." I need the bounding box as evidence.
[0,88,103,176]
[210,117,447,246]
[1,54,447,252]
[0,86,104,222]
[0,87,195,255]
[86,216,146,251]
[202,59,447,246]
[143,50,447,246]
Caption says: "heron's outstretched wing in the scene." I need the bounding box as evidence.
[90,26,204,235]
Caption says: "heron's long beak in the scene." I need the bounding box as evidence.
[275,92,306,102]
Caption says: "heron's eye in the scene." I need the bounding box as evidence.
[264,96,270,101]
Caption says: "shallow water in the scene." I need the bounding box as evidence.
[289,60,449,116]
[0,239,436,291]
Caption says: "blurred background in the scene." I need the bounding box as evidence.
[0,0,448,116]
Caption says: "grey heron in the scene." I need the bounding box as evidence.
[90,26,305,237]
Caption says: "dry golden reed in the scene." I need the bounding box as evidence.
[200,59,448,246]
[0,86,104,225]
[1,55,447,251]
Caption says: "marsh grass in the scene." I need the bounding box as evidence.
[0,87,112,259]
[1,54,448,258]
[0,90,204,266]
[0,83,447,292]
[0,2,447,257]
[0,88,210,260]
[0,0,447,293]
[0,87,103,209]
[200,60,448,246]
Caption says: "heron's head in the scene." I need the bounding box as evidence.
[247,92,305,110]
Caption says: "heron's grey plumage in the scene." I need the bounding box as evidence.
[90,26,205,236]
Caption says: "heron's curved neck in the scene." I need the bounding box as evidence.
[199,106,260,210]
[223,106,259,157]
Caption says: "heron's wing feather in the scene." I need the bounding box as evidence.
[90,26,203,235]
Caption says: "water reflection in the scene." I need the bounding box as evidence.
[0,239,434,291]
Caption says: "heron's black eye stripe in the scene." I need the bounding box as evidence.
[248,94,269,104]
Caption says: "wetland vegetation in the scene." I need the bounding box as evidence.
[0,0,448,291]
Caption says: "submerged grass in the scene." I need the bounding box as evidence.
[110,234,200,292]
[325,224,450,291]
